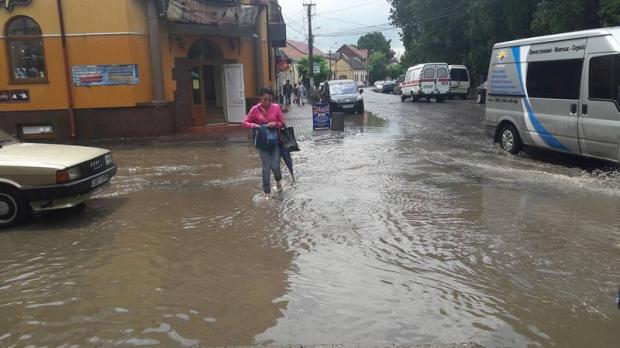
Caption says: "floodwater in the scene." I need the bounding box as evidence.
[1,91,619,347]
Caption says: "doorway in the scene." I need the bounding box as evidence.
[187,39,226,126]
[191,65,225,125]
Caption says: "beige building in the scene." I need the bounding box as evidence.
[334,44,368,84]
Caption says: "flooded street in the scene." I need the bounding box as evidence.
[1,91,620,347]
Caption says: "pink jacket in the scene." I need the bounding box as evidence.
[243,103,285,129]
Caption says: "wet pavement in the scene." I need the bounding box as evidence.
[1,90,619,347]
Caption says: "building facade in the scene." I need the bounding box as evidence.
[0,0,285,141]
[334,44,368,84]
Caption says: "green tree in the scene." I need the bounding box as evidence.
[357,32,395,60]
[297,56,330,86]
[386,63,406,79]
[368,51,389,82]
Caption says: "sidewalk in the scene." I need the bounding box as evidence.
[282,102,314,140]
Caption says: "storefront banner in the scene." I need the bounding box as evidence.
[167,0,259,27]
[72,64,139,87]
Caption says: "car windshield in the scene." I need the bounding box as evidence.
[0,130,19,145]
[330,83,358,95]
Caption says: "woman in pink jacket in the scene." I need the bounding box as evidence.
[243,87,285,197]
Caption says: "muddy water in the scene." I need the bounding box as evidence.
[1,93,619,346]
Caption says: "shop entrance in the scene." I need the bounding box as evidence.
[188,39,226,126]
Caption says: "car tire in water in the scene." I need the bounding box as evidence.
[500,124,522,155]
[0,186,29,228]
[401,95,407,102]
[436,95,445,103]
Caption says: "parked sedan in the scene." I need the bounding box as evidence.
[373,81,385,92]
[0,130,117,227]
[476,81,487,104]
[381,80,396,94]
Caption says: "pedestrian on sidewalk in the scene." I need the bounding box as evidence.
[283,80,293,108]
[293,83,299,105]
[297,83,306,106]
[243,87,285,198]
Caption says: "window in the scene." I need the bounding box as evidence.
[423,68,435,79]
[450,68,469,81]
[526,59,583,99]
[6,16,47,83]
[437,67,448,79]
[589,54,620,102]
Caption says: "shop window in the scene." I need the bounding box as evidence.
[526,59,583,100]
[6,16,47,83]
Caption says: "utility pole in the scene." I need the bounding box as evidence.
[304,1,315,86]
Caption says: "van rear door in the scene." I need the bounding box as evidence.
[580,53,620,160]
[421,66,436,94]
[436,65,450,95]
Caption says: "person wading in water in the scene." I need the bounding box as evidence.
[243,87,285,198]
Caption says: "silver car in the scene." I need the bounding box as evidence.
[0,130,117,227]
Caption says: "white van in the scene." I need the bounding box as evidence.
[401,63,450,103]
[448,65,470,99]
[485,27,620,163]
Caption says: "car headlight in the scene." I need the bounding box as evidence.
[56,166,81,184]
[104,153,113,166]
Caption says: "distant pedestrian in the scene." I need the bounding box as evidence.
[283,80,293,107]
[293,83,299,104]
[243,87,285,198]
[297,83,305,106]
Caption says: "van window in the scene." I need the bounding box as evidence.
[406,70,413,81]
[450,69,469,81]
[437,67,448,79]
[423,68,435,79]
[526,59,583,99]
[589,54,620,101]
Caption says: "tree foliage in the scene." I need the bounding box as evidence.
[357,32,396,60]
[389,0,620,86]
[368,51,389,82]
[297,56,330,86]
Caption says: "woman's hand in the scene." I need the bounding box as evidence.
[267,122,277,128]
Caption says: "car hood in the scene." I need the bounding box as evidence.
[332,93,360,102]
[0,143,109,169]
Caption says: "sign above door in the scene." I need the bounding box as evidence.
[1,0,32,11]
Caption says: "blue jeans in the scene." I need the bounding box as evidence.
[259,146,282,193]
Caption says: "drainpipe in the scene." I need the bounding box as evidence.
[147,0,166,102]
[253,6,265,95]
[56,0,76,138]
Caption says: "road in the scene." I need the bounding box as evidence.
[0,90,619,347]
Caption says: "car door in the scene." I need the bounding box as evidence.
[579,53,620,160]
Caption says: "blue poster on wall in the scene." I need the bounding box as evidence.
[72,64,139,87]
[312,103,331,129]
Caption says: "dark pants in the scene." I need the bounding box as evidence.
[285,93,291,106]
[258,146,282,193]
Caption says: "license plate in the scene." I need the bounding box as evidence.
[90,173,109,189]
[342,104,354,109]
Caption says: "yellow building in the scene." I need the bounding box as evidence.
[334,44,368,84]
[0,0,285,141]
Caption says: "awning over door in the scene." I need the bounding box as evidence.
[165,0,260,38]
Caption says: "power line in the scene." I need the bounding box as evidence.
[314,0,385,16]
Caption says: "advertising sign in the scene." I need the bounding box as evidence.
[0,89,29,103]
[312,103,331,130]
[167,0,258,27]
[1,0,32,12]
[72,65,139,87]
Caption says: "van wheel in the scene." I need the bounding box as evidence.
[411,92,417,102]
[401,95,407,102]
[436,95,445,103]
[0,186,29,228]
[500,124,522,155]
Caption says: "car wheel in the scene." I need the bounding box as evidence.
[401,95,407,102]
[436,95,445,103]
[476,92,484,104]
[447,94,454,100]
[0,186,29,228]
[500,124,522,155]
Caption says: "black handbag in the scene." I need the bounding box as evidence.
[280,125,300,152]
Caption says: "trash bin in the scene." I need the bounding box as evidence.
[331,112,345,131]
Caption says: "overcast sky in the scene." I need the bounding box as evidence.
[278,0,404,57]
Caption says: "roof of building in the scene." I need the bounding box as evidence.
[338,44,368,60]
[281,39,325,61]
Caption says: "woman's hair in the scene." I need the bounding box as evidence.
[260,87,274,97]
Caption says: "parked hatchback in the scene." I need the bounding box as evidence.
[0,130,117,227]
